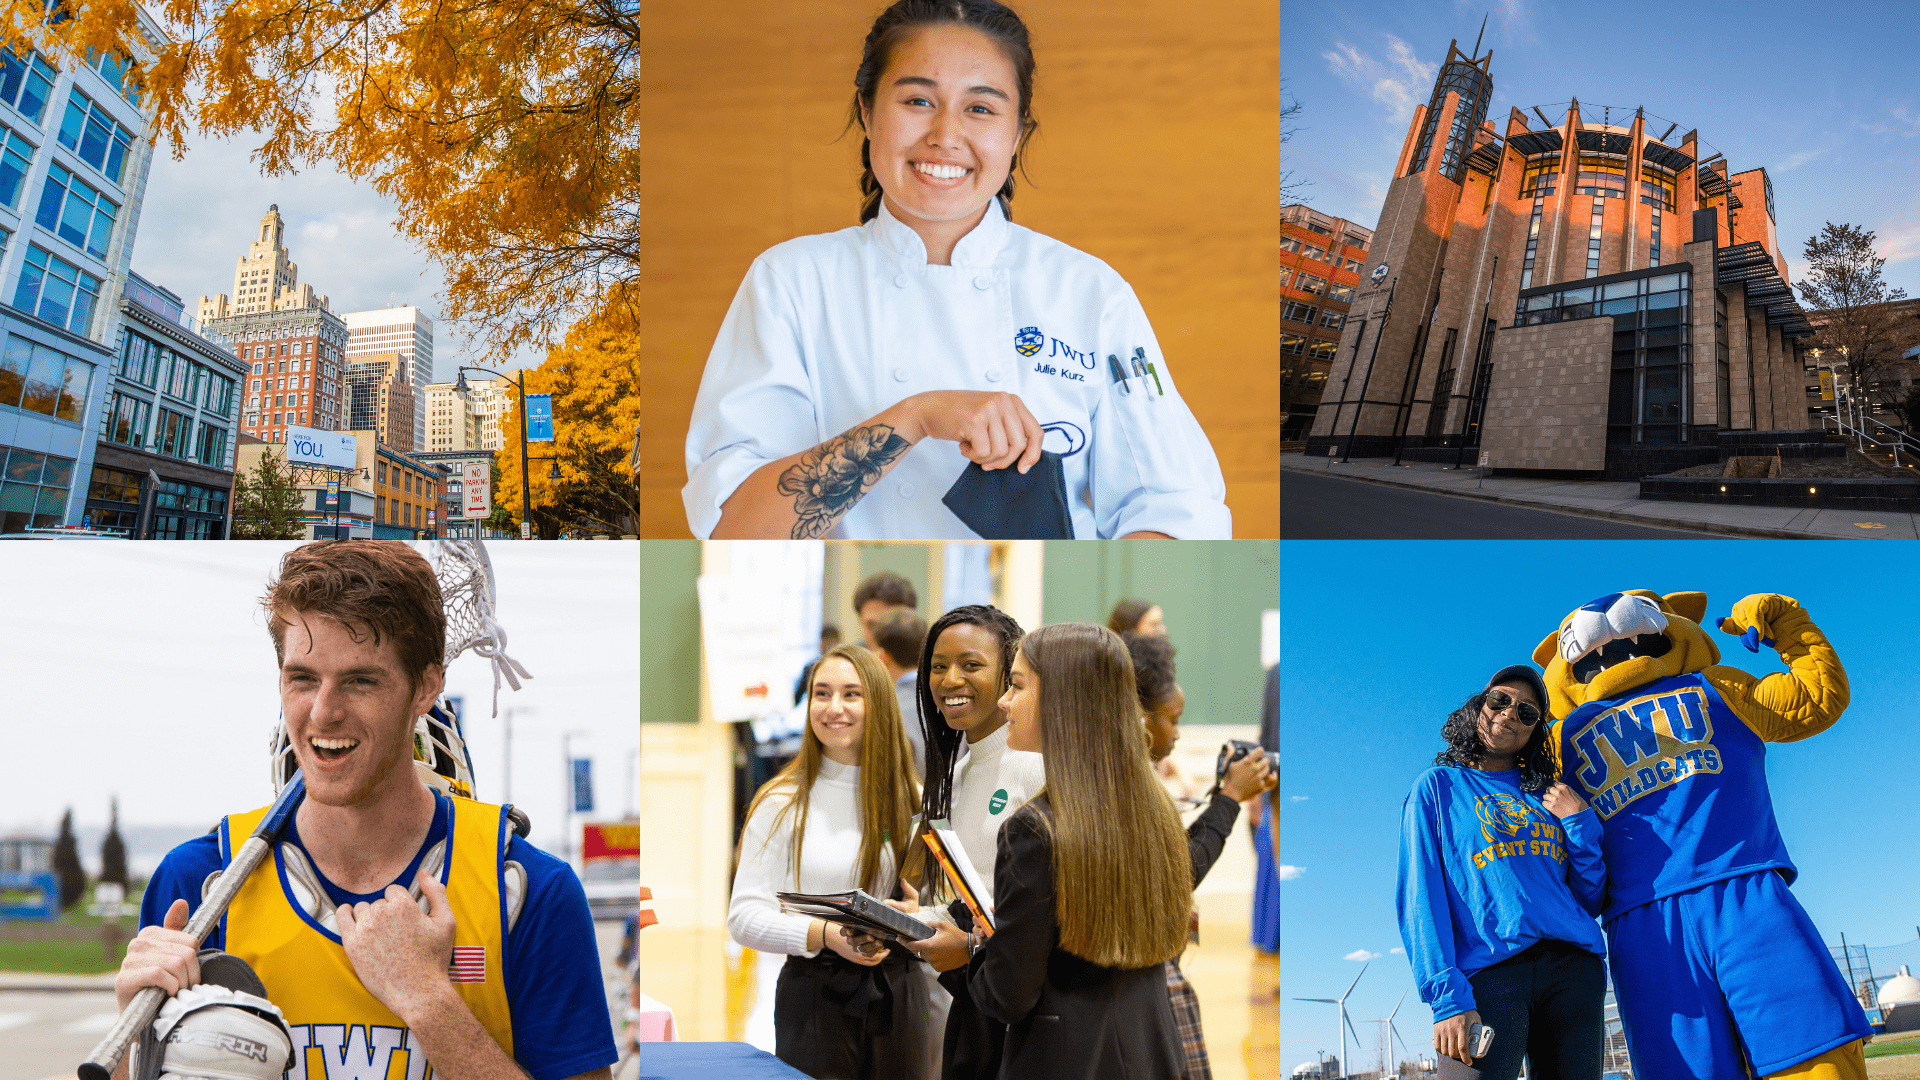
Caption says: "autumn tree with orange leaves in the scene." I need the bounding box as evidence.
[490,286,638,537]
[14,0,638,356]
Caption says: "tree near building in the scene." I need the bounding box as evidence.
[230,448,307,539]
[51,808,85,911]
[491,287,639,537]
[18,0,639,357]
[1796,223,1920,414]
[100,797,128,889]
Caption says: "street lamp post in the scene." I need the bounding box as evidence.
[452,366,562,537]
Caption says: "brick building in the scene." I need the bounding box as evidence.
[1307,36,1814,477]
[1799,298,1920,428]
[1281,205,1371,440]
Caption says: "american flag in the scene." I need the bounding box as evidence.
[449,946,486,983]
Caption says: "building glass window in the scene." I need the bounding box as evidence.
[104,390,150,445]
[154,407,191,458]
[0,126,32,211]
[0,335,91,420]
[1640,164,1677,211]
[1327,283,1355,303]
[1575,154,1627,198]
[1407,59,1492,182]
[0,443,75,532]
[1320,310,1346,330]
[15,245,100,335]
[1649,206,1662,268]
[1520,195,1544,290]
[195,422,228,466]
[1520,154,1558,197]
[1586,198,1605,278]
[35,162,117,258]
[0,50,58,126]
[1297,274,1328,296]
[1343,232,1369,250]
[1283,301,1320,324]
[1280,236,1300,253]
[1763,169,1776,224]
[56,89,134,185]
[87,464,140,506]
[1281,333,1308,356]
[1307,341,1338,361]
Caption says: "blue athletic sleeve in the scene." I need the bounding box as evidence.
[139,832,227,952]
[1560,808,1608,919]
[503,836,621,1080]
[1396,774,1475,1022]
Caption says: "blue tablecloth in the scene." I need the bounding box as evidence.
[638,1042,811,1080]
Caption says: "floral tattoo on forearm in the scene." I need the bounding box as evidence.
[776,424,912,538]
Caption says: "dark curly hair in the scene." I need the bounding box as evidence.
[1434,691,1553,793]
[1123,631,1177,710]
[916,603,1026,820]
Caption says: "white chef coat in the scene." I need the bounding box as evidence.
[682,199,1232,539]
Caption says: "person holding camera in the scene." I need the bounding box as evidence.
[1396,666,1608,1080]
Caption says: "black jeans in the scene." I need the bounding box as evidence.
[775,946,929,1080]
[1437,940,1604,1080]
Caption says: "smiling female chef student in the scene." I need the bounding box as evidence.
[682,0,1231,541]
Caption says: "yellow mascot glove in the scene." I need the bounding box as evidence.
[1707,593,1848,743]
[1717,593,1799,653]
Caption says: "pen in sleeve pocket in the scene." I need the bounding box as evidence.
[1107,354,1131,393]
[1134,346,1164,396]
[1129,352,1156,403]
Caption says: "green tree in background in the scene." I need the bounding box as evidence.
[232,449,307,540]
[51,809,84,911]
[99,798,127,890]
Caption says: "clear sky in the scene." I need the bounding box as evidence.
[1281,0,1920,297]
[1279,540,1920,1074]
[0,542,637,868]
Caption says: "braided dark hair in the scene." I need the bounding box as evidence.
[1123,631,1177,710]
[847,0,1039,224]
[916,603,1026,820]
[1434,691,1554,793]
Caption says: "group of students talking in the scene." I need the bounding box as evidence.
[727,600,1277,1080]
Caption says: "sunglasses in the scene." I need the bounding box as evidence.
[1484,688,1541,726]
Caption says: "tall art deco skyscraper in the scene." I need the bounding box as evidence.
[1307,33,1812,478]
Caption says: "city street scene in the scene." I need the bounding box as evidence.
[0,3,638,541]
[0,541,639,1079]
[1283,1,1920,540]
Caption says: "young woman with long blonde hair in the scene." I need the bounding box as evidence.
[909,622,1193,1078]
[727,644,927,1079]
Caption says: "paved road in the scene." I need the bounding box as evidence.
[0,989,120,1080]
[1283,471,1720,539]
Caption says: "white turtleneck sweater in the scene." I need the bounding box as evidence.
[728,756,896,957]
[947,723,1047,899]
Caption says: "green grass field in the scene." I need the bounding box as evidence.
[0,937,126,974]
[1867,1031,1920,1059]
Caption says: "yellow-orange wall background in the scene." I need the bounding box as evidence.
[640,0,1280,537]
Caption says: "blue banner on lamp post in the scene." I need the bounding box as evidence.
[571,758,593,813]
[527,394,555,443]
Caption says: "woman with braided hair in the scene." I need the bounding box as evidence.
[889,603,1043,1079]
[682,0,1229,540]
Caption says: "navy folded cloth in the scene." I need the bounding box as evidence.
[942,453,1073,538]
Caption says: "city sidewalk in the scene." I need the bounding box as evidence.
[1284,452,1920,539]
[0,970,116,992]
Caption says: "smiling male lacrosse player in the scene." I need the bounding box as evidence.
[115,542,616,1079]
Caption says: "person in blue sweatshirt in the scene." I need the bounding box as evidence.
[1397,665,1608,1080]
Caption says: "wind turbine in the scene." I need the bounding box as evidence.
[1294,963,1367,1079]
[1361,991,1412,1074]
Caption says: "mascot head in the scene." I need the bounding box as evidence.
[1534,590,1719,718]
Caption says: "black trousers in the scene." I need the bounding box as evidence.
[1437,940,1604,1080]
[775,946,929,1080]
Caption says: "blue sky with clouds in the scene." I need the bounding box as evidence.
[1279,540,1920,1073]
[130,133,544,379]
[1282,0,1920,296]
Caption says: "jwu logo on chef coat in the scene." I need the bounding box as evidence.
[1012,325,1096,370]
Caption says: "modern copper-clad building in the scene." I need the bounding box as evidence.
[1305,37,1813,477]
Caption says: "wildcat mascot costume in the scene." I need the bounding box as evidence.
[1537,590,1867,1080]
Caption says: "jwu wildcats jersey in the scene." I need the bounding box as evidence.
[217,796,514,1079]
[1554,671,1794,921]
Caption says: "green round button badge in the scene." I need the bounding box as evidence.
[989,788,1008,814]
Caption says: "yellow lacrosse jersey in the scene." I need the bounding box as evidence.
[219,793,514,1079]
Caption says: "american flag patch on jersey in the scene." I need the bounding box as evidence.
[449,946,486,983]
